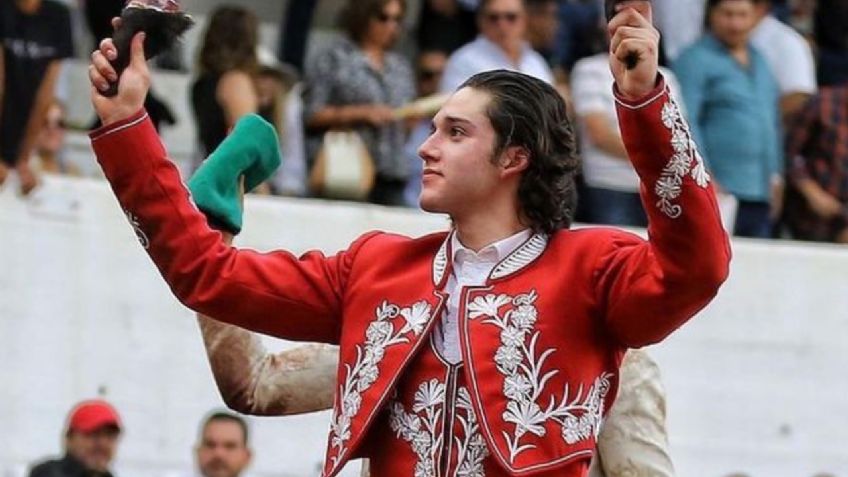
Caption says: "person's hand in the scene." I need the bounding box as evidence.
[770,177,785,220]
[359,105,396,127]
[607,1,660,100]
[16,160,38,195]
[806,187,843,219]
[0,162,8,188]
[89,31,150,126]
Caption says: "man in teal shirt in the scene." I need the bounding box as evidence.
[674,0,782,238]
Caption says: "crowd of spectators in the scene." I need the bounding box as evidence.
[2,0,847,243]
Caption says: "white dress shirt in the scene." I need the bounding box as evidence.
[440,36,554,93]
[751,15,818,96]
[433,228,533,364]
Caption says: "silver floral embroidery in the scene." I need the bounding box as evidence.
[389,382,489,477]
[656,96,710,218]
[467,290,613,463]
[328,300,432,470]
[124,210,149,249]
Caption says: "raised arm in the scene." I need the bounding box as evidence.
[592,3,731,348]
[87,33,369,344]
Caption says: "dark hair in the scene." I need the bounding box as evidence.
[339,0,406,45]
[200,411,249,445]
[459,70,579,234]
[478,0,527,13]
[199,6,259,76]
[704,0,757,28]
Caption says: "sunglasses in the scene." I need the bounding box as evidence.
[418,69,443,81]
[376,12,403,24]
[484,11,520,24]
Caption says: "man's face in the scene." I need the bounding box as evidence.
[418,87,507,216]
[196,421,251,477]
[416,51,447,97]
[710,0,757,49]
[479,0,527,51]
[526,1,560,51]
[65,427,120,473]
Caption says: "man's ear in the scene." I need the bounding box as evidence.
[500,146,530,177]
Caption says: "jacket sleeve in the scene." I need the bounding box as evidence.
[197,315,338,415]
[593,78,732,348]
[90,110,376,344]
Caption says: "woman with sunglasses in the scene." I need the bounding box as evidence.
[303,0,415,206]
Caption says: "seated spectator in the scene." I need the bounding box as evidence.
[303,0,415,206]
[194,411,252,477]
[28,399,122,477]
[191,6,260,160]
[674,0,782,238]
[441,0,554,93]
[0,0,74,195]
[783,83,848,244]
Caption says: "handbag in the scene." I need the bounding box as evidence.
[309,130,376,200]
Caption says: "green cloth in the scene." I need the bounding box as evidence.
[187,114,281,234]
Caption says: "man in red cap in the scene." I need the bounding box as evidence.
[29,399,122,477]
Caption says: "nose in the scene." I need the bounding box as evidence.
[418,130,440,163]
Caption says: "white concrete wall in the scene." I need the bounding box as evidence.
[1,176,847,477]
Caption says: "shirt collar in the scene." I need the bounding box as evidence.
[450,228,533,266]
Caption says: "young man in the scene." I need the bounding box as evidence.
[195,412,253,477]
[29,400,122,477]
[86,2,729,475]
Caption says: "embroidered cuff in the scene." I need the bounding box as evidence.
[89,109,149,142]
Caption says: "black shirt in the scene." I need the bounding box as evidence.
[191,73,228,157]
[29,453,115,477]
[0,0,74,165]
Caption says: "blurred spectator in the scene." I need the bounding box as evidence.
[572,50,684,227]
[277,0,318,73]
[82,0,176,132]
[441,0,554,93]
[31,99,78,176]
[0,0,74,195]
[554,0,605,73]
[255,61,308,197]
[783,84,848,244]
[191,6,260,159]
[653,0,706,61]
[195,412,252,477]
[28,399,122,477]
[674,0,782,238]
[404,49,448,206]
[417,0,478,54]
[303,0,415,206]
[751,0,817,120]
[525,0,560,65]
[814,0,848,86]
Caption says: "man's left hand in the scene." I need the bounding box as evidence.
[608,1,660,100]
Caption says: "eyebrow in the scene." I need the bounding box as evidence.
[433,115,476,130]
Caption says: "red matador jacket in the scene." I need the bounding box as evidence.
[89,79,730,477]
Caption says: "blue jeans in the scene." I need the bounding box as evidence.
[582,187,648,228]
[734,200,772,238]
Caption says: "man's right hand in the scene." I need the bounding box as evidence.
[89,31,150,127]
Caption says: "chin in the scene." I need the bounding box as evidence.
[418,193,447,215]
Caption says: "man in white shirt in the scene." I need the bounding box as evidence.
[440,0,554,92]
[652,0,706,61]
[751,0,817,119]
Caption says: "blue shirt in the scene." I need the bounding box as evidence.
[673,34,782,202]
